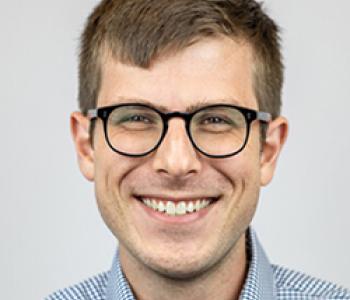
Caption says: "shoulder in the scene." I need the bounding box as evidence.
[272,264,350,299]
[45,271,109,300]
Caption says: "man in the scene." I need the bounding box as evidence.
[47,0,350,299]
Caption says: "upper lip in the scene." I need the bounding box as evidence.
[135,194,220,203]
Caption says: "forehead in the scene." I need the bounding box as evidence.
[98,37,257,111]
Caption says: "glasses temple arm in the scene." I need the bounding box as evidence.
[257,111,272,123]
[87,109,98,119]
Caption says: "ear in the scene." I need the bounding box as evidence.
[260,116,288,186]
[70,111,95,181]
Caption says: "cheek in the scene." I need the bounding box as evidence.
[214,148,260,186]
[93,132,142,192]
[211,139,261,218]
[92,143,142,225]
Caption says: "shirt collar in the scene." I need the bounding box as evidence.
[106,226,276,300]
[239,227,277,300]
[105,251,135,300]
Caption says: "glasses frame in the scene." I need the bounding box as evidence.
[87,103,271,158]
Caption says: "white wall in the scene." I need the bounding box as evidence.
[1,1,349,299]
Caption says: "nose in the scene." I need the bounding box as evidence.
[152,118,202,178]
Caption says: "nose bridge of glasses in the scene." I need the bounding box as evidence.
[162,111,188,133]
[162,111,193,140]
[163,111,192,124]
[156,112,200,170]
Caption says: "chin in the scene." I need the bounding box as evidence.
[138,246,219,281]
[147,257,211,280]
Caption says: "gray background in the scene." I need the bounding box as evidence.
[1,0,349,299]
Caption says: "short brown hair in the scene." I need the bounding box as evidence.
[79,0,283,120]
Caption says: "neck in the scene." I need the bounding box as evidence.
[119,233,248,300]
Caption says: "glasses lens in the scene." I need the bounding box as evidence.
[106,105,163,155]
[190,106,247,156]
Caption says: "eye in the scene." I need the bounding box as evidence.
[202,116,229,124]
[111,111,160,131]
[116,112,158,125]
[198,114,234,126]
[126,114,151,123]
[193,111,242,133]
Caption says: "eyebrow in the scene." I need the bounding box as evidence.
[185,99,242,112]
[110,97,242,113]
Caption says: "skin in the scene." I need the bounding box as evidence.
[71,36,288,300]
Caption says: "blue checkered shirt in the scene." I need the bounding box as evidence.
[46,227,350,299]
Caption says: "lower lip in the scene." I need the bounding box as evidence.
[134,197,218,224]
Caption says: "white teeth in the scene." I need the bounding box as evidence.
[151,200,157,210]
[195,200,201,211]
[166,201,176,216]
[141,197,214,216]
[187,201,194,213]
[158,201,165,212]
[201,199,210,209]
[176,201,187,215]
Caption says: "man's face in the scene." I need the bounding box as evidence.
[72,37,286,278]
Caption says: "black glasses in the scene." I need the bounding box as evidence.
[87,103,271,158]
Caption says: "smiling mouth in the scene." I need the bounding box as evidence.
[135,196,219,217]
